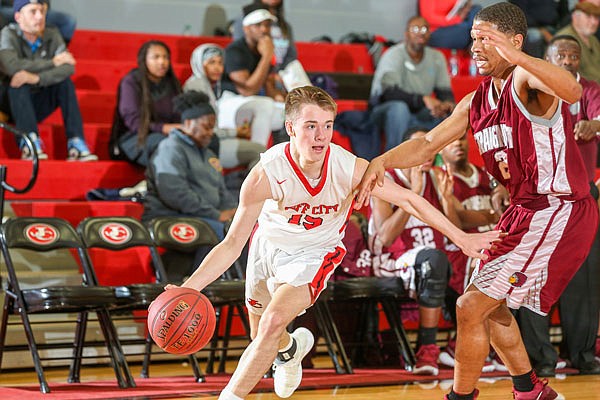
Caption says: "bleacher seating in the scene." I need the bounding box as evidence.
[2,29,485,261]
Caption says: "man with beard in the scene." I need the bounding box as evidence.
[369,15,456,150]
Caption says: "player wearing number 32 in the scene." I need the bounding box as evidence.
[166,86,501,400]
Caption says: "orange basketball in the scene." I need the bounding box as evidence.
[148,287,216,355]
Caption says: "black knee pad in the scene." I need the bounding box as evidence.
[415,248,451,308]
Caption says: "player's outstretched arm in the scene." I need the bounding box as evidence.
[355,94,473,208]
[168,164,271,292]
[362,167,503,260]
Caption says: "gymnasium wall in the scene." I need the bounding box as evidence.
[51,0,502,42]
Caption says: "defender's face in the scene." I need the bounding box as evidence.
[470,20,514,77]
[286,104,334,163]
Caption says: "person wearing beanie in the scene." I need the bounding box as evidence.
[0,0,96,161]
[0,1,76,44]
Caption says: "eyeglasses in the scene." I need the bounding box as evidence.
[408,26,429,35]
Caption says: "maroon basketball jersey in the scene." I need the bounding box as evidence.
[571,75,600,181]
[470,75,590,207]
[452,164,493,233]
[383,169,446,257]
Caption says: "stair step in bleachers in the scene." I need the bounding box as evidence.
[70,30,374,74]
[1,160,144,200]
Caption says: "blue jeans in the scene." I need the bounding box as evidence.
[0,7,76,42]
[370,101,443,150]
[428,5,481,49]
[7,78,84,142]
[200,217,226,241]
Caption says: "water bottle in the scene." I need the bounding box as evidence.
[469,57,478,77]
[449,49,459,77]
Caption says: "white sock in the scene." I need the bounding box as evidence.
[219,388,243,400]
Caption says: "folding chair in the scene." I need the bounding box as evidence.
[76,216,204,382]
[326,277,416,370]
[0,217,134,393]
[146,216,250,374]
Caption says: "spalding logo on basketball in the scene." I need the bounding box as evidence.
[169,223,198,244]
[24,223,59,245]
[148,287,216,355]
[99,223,132,245]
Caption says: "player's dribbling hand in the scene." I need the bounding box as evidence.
[459,229,506,260]
[355,155,386,208]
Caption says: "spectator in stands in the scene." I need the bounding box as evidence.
[369,16,455,150]
[110,40,183,167]
[556,1,600,82]
[142,91,237,280]
[368,130,455,376]
[0,0,96,161]
[0,0,76,45]
[509,0,568,58]
[184,43,264,170]
[419,0,482,49]
[515,35,600,377]
[222,2,285,146]
[232,0,297,72]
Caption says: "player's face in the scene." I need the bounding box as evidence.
[15,4,46,37]
[145,44,170,82]
[470,20,513,77]
[441,134,469,165]
[184,114,216,148]
[286,104,334,163]
[203,55,224,83]
[546,40,580,76]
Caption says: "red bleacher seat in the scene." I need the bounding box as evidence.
[1,160,144,200]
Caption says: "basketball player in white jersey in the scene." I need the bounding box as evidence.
[357,3,597,400]
[169,86,501,400]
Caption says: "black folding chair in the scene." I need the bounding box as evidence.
[326,277,416,370]
[76,216,204,382]
[0,217,134,393]
[146,216,250,374]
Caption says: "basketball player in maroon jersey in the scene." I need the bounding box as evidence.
[357,3,598,399]
[515,34,600,377]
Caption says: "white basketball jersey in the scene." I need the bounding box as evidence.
[257,142,357,254]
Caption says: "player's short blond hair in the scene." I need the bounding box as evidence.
[285,86,337,122]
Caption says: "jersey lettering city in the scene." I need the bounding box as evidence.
[258,142,356,253]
